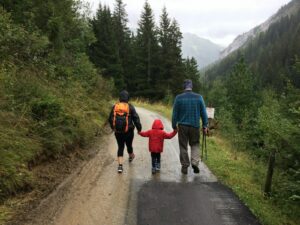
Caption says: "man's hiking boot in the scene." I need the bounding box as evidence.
[152,167,156,174]
[129,153,135,162]
[156,163,160,172]
[181,166,188,175]
[192,165,200,174]
[118,164,123,173]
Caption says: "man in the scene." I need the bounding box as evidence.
[109,90,142,173]
[172,80,208,174]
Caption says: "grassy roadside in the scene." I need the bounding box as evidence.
[205,137,299,225]
[133,100,299,225]
[133,99,172,118]
[0,75,111,224]
[0,206,9,224]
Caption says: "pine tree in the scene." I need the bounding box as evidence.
[89,4,124,91]
[158,8,184,96]
[1,0,82,55]
[112,0,132,89]
[126,32,139,94]
[157,7,172,96]
[167,19,185,95]
[226,57,258,127]
[134,1,160,98]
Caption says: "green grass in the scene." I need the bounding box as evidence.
[134,100,300,225]
[205,137,299,225]
[0,209,6,224]
[0,206,11,225]
[0,67,112,223]
[133,99,172,118]
[0,79,110,197]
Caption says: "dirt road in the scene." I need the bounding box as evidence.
[23,107,260,225]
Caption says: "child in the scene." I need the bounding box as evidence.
[138,119,177,174]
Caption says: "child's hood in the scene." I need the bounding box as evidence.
[152,119,164,130]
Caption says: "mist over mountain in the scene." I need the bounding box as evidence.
[206,0,300,90]
[220,0,300,59]
[182,33,223,69]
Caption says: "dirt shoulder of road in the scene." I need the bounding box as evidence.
[3,129,112,225]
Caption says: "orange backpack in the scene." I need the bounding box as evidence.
[113,102,130,133]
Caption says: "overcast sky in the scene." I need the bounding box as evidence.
[83,0,291,47]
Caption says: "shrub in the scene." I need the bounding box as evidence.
[31,97,62,121]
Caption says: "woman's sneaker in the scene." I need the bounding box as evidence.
[118,164,123,173]
[129,153,135,162]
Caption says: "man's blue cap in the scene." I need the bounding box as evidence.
[183,79,193,90]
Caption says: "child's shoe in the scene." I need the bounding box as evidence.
[152,167,156,174]
[156,163,160,172]
[118,164,123,173]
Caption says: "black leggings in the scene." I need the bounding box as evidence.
[151,153,161,167]
[115,130,134,157]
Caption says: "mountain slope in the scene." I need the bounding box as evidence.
[182,33,223,69]
[206,0,300,90]
[220,0,300,59]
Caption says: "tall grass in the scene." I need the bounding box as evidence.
[0,67,111,202]
[206,137,299,225]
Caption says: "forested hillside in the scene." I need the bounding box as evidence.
[88,1,201,100]
[0,0,112,201]
[206,0,300,90]
[203,1,300,221]
[220,0,300,58]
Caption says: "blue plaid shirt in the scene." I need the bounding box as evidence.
[172,91,208,129]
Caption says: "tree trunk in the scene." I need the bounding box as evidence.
[147,37,151,84]
[264,149,276,196]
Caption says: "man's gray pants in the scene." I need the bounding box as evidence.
[178,124,200,168]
